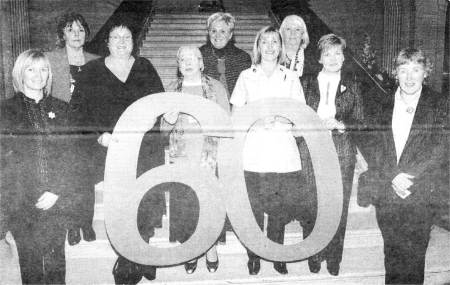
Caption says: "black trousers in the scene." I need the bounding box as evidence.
[376,202,432,284]
[11,217,66,284]
[244,171,305,261]
[303,162,355,266]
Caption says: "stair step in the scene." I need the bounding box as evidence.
[147,29,264,36]
[145,35,255,43]
[150,23,269,30]
[153,13,271,20]
[152,19,272,25]
[142,42,254,50]
[3,227,448,284]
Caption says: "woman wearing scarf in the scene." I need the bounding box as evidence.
[162,45,230,275]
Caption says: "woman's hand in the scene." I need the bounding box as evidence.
[323,117,345,132]
[35,191,59,210]
[392,173,415,192]
[163,109,180,125]
[97,132,118,147]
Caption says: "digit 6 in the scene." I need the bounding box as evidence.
[104,92,232,266]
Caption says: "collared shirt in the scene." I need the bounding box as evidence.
[392,86,422,163]
[317,71,340,120]
[230,64,305,173]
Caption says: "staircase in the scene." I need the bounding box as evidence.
[1,1,449,284]
[140,13,273,88]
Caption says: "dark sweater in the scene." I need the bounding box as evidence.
[200,42,252,96]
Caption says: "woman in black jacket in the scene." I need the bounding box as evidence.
[359,48,448,284]
[300,34,366,276]
[0,49,75,284]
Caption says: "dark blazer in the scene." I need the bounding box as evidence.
[0,93,76,229]
[45,48,99,103]
[301,71,367,169]
[360,86,448,206]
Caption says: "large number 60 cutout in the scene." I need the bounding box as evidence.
[104,93,343,265]
[104,92,231,266]
[219,97,343,261]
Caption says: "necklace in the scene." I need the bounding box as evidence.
[400,92,420,114]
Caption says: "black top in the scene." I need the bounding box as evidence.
[72,56,165,133]
[0,93,75,228]
[200,42,252,96]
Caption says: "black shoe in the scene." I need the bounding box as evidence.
[326,262,340,276]
[82,226,96,242]
[274,262,288,275]
[206,256,219,273]
[112,256,143,284]
[308,258,321,273]
[247,259,261,275]
[184,260,198,274]
[141,265,156,281]
[68,228,81,246]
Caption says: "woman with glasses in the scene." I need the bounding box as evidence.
[162,45,230,275]
[1,49,75,284]
[72,18,166,284]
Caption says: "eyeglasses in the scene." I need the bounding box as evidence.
[109,35,133,42]
[177,56,201,64]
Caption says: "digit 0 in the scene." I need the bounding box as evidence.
[219,98,343,261]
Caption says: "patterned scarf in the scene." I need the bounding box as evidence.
[169,74,219,171]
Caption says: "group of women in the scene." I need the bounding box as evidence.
[0,10,447,285]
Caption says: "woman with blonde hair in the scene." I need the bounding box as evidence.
[1,49,75,284]
[279,15,309,77]
[230,26,305,276]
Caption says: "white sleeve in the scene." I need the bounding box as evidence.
[229,72,248,108]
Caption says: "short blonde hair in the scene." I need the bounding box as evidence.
[176,45,205,72]
[252,26,286,65]
[12,49,52,96]
[317,34,346,59]
[279,15,309,48]
[391,48,433,78]
[206,12,235,33]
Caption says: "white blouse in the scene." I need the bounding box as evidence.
[392,86,421,163]
[230,64,305,173]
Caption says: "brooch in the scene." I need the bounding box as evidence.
[340,85,347,93]
[48,111,56,119]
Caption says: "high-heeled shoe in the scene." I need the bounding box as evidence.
[68,228,81,246]
[184,260,198,274]
[81,226,96,242]
[247,259,260,275]
[326,261,340,276]
[274,262,288,275]
[206,256,219,273]
[308,258,321,273]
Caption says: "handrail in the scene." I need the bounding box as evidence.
[268,9,281,27]
[136,1,157,56]
[269,0,389,94]
[85,0,156,57]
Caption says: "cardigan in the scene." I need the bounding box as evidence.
[199,42,252,96]
[45,47,99,103]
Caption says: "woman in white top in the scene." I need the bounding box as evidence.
[230,26,305,276]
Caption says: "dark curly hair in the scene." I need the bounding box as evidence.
[56,12,90,48]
